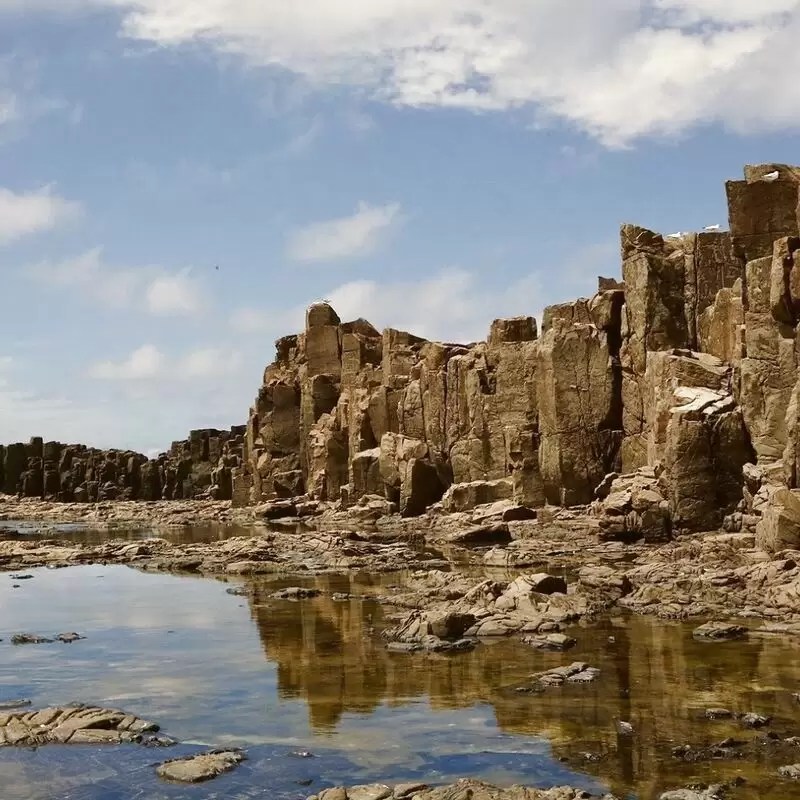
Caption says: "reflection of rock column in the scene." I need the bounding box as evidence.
[245,578,800,798]
[611,625,633,788]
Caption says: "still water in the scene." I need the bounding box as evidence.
[2,563,800,799]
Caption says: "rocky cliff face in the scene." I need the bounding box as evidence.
[0,427,245,502]
[236,163,800,545]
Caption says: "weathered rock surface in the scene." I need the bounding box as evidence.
[308,780,617,800]
[211,163,800,540]
[0,705,158,747]
[0,530,449,577]
[156,749,246,783]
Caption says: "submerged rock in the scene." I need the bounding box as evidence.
[521,633,576,651]
[11,633,53,645]
[156,748,246,783]
[740,712,771,728]
[271,587,322,600]
[692,622,747,641]
[0,699,31,710]
[779,764,800,779]
[528,662,600,688]
[56,632,85,643]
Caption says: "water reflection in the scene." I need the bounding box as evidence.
[4,565,800,798]
[246,572,800,799]
[0,521,273,546]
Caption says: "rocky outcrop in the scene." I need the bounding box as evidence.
[0,704,159,746]
[307,781,615,800]
[10,163,800,537]
[236,164,800,538]
[0,427,245,502]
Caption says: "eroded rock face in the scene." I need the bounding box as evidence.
[232,165,790,530]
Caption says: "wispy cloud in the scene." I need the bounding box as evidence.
[88,345,243,382]
[286,201,402,263]
[25,249,209,316]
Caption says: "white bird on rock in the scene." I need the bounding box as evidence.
[703,224,721,231]
[762,170,780,182]
[665,232,685,239]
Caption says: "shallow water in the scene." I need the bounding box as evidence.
[0,519,269,545]
[2,565,800,799]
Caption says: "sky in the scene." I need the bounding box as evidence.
[2,0,800,454]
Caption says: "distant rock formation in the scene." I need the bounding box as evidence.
[234,163,800,545]
[0,427,245,502]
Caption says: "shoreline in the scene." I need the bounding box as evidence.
[3,494,800,635]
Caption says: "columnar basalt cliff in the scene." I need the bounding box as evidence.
[0,427,245,502]
[235,163,800,549]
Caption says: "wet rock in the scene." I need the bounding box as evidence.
[0,704,159,747]
[659,788,726,800]
[9,574,33,580]
[271,587,322,600]
[704,708,733,719]
[156,748,246,783]
[740,712,771,728]
[692,622,747,641]
[521,633,576,651]
[11,633,53,645]
[529,662,600,688]
[615,720,634,736]
[308,779,617,799]
[779,764,800,778]
[0,699,31,710]
[56,632,84,643]
[140,734,178,747]
[672,740,744,762]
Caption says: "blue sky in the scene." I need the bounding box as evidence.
[2,0,800,453]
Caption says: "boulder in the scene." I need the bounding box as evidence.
[756,488,800,552]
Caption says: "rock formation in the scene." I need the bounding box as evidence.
[0,427,245,502]
[237,164,800,539]
[7,163,800,543]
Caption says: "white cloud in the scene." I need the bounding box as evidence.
[286,202,402,263]
[0,185,81,245]
[88,345,243,382]
[231,267,540,343]
[8,0,800,146]
[26,249,208,316]
[230,239,616,343]
[88,344,164,380]
[145,267,206,316]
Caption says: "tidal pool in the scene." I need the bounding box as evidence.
[2,564,800,799]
